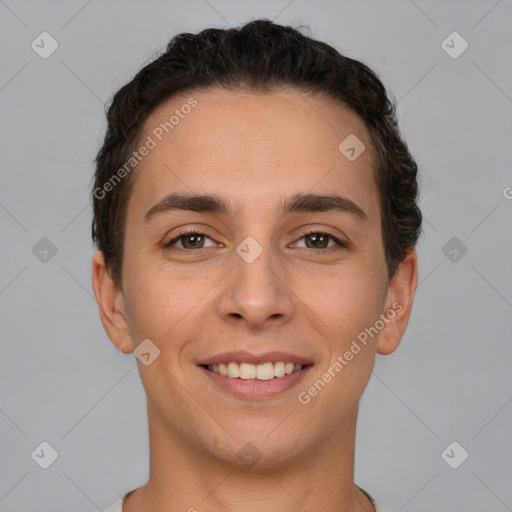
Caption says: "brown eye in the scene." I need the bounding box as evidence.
[180,233,205,249]
[293,231,346,251]
[164,231,215,250]
[304,233,330,249]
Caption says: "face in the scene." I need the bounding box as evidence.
[93,88,417,468]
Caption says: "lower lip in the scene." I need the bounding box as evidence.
[198,365,313,399]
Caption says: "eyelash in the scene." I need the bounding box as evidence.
[163,227,348,254]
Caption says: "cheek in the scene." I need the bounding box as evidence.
[122,269,175,342]
[123,265,214,343]
[311,276,382,407]
[316,266,385,349]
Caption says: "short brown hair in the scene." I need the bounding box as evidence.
[91,18,422,287]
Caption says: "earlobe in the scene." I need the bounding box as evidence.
[91,251,134,354]
[377,249,418,355]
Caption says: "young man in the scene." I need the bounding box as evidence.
[92,19,421,512]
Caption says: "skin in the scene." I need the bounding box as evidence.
[92,88,418,512]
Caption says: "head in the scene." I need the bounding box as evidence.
[91,19,421,468]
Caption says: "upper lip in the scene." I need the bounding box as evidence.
[199,350,313,366]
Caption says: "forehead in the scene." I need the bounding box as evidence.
[127,88,379,224]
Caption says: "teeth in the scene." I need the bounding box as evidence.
[227,362,239,378]
[239,362,256,379]
[256,363,274,380]
[206,361,305,379]
[274,361,285,378]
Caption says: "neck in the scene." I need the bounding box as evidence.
[123,402,375,512]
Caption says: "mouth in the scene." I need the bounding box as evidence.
[197,351,314,399]
[200,361,311,380]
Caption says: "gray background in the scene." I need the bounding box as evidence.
[1,0,511,510]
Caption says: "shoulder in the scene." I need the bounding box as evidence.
[102,487,397,512]
[101,496,123,512]
[357,485,397,512]
[373,503,398,512]
[101,487,138,512]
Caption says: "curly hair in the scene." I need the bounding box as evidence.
[91,18,422,287]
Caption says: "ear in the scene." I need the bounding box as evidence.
[91,250,134,354]
[377,248,418,355]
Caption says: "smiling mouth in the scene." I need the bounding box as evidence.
[200,361,312,380]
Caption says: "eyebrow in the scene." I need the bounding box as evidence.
[144,192,369,224]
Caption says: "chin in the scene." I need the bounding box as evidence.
[205,428,309,470]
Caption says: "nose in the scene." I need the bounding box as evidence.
[216,240,295,331]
